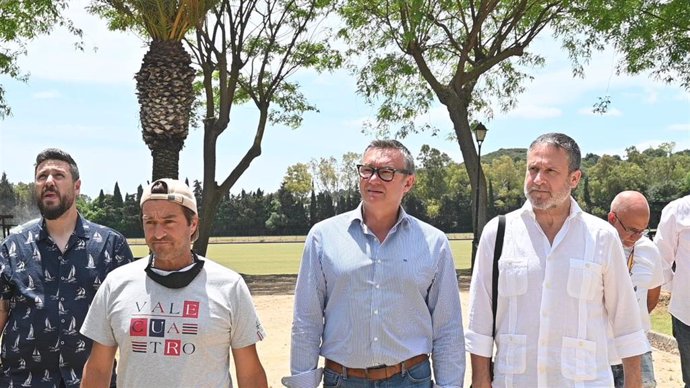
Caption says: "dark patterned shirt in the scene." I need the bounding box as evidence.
[0,215,133,387]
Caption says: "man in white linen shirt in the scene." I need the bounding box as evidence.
[466,133,648,388]
[283,139,465,388]
[654,194,690,387]
[608,191,664,387]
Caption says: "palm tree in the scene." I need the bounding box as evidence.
[90,0,211,179]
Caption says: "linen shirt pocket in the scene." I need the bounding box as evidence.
[495,333,527,374]
[498,258,528,297]
[561,336,597,381]
[566,259,602,301]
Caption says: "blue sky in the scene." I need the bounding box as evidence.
[1,2,689,199]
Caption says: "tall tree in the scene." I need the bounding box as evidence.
[0,173,16,214]
[282,163,313,202]
[338,0,575,247]
[90,0,213,179]
[0,1,81,118]
[190,0,341,254]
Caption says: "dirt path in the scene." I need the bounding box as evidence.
[243,275,682,387]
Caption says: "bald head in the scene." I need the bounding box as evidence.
[609,191,650,247]
[610,191,650,217]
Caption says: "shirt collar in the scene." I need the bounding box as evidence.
[350,202,410,229]
[37,213,87,242]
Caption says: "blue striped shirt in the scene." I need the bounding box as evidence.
[286,204,465,387]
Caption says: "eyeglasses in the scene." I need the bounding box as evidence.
[356,164,412,182]
[613,212,647,237]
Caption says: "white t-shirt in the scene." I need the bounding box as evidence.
[81,256,266,388]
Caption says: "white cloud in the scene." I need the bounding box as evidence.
[15,0,147,85]
[32,90,62,100]
[668,123,690,132]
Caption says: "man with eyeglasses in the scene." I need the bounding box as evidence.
[654,194,690,387]
[283,139,464,388]
[607,191,664,388]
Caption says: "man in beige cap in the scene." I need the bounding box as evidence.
[80,179,268,388]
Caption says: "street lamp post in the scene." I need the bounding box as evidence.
[471,123,488,270]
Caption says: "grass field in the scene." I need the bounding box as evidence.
[129,239,473,275]
[130,236,672,335]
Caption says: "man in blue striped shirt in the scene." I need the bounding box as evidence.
[283,139,465,388]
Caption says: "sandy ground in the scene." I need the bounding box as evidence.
[249,293,683,388]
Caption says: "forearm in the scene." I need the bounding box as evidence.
[621,355,642,388]
[647,286,661,312]
[236,370,268,388]
[80,342,116,388]
[80,363,113,388]
[0,300,9,333]
[470,353,492,388]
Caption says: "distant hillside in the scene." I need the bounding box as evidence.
[460,148,527,166]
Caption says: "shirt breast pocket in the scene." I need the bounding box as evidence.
[561,336,597,381]
[495,333,527,374]
[498,258,528,297]
[566,259,602,301]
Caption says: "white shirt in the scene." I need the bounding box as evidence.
[628,236,664,332]
[654,195,690,325]
[609,236,665,365]
[466,198,648,387]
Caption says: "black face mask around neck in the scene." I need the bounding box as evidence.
[144,252,205,289]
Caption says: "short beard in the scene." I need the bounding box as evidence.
[36,192,73,220]
[524,183,572,211]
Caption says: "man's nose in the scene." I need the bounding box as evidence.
[152,224,166,239]
[44,174,57,186]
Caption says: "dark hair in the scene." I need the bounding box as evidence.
[528,133,581,172]
[149,180,195,225]
[35,148,80,181]
[364,139,415,173]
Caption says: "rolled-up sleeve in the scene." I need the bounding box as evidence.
[602,230,649,358]
[465,217,499,358]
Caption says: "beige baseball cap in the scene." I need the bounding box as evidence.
[140,179,199,241]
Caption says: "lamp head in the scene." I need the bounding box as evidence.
[474,123,488,143]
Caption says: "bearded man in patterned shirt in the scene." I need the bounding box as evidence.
[0,148,133,387]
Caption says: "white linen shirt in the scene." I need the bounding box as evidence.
[466,198,648,387]
[654,195,690,325]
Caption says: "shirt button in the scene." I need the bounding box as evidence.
[60,341,64,345]
[375,284,380,289]
[61,319,65,323]
[373,337,378,341]
[374,310,378,315]
[60,297,65,301]
[377,260,382,264]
